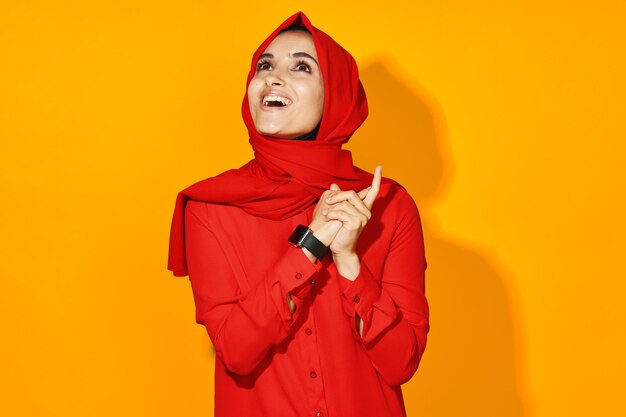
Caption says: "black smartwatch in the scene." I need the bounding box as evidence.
[288,225,329,261]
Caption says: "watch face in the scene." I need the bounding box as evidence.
[288,225,310,247]
[297,228,312,246]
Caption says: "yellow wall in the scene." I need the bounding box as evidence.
[1,1,624,416]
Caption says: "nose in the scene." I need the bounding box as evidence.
[265,72,285,87]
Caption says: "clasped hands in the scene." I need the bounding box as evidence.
[307,166,382,280]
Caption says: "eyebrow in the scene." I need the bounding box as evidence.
[258,52,319,66]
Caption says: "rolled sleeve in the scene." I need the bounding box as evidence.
[338,261,399,343]
[272,244,324,328]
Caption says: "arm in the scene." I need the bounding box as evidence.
[337,189,430,386]
[184,200,322,375]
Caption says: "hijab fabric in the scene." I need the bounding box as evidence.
[168,11,398,277]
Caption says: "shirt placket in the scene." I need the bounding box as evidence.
[303,296,328,417]
[300,208,328,417]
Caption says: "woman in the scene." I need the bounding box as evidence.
[168,11,429,417]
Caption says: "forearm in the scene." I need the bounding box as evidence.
[185,201,322,375]
[334,253,363,335]
[300,247,318,264]
[208,247,320,375]
[212,276,306,374]
[336,259,429,386]
[360,307,428,386]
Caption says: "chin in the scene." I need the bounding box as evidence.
[256,123,294,139]
[254,117,316,139]
[260,131,296,139]
[257,126,283,137]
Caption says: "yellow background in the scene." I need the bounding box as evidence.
[1,1,624,416]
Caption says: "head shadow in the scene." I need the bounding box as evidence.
[345,54,529,417]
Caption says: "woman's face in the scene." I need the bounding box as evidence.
[247,30,324,139]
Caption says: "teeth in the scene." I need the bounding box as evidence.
[263,95,292,106]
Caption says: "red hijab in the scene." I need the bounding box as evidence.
[168,11,399,277]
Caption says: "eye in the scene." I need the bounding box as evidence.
[294,60,311,72]
[256,60,272,71]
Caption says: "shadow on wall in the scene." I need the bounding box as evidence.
[346,56,529,417]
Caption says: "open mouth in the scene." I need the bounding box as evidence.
[262,95,292,107]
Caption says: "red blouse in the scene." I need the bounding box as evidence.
[184,182,429,417]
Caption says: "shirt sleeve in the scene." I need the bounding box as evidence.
[184,200,323,376]
[337,188,430,386]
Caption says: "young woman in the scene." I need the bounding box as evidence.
[168,11,429,417]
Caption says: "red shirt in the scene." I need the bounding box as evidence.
[184,182,429,417]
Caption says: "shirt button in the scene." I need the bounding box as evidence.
[310,279,315,285]
[295,272,302,280]
[305,328,313,335]
[354,295,360,303]
[309,371,317,378]
[316,412,324,417]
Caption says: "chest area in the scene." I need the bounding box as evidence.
[204,193,397,287]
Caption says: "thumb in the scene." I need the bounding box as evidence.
[330,183,341,191]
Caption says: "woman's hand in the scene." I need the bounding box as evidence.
[323,166,382,279]
[302,186,369,265]
[303,166,381,270]
[308,189,343,247]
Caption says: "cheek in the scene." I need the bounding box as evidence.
[312,84,324,117]
[299,82,324,111]
[247,81,262,118]
[312,76,325,110]
[247,79,262,103]
[317,83,325,111]
[246,85,254,105]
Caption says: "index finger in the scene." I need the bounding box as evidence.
[357,187,371,200]
[363,165,382,209]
